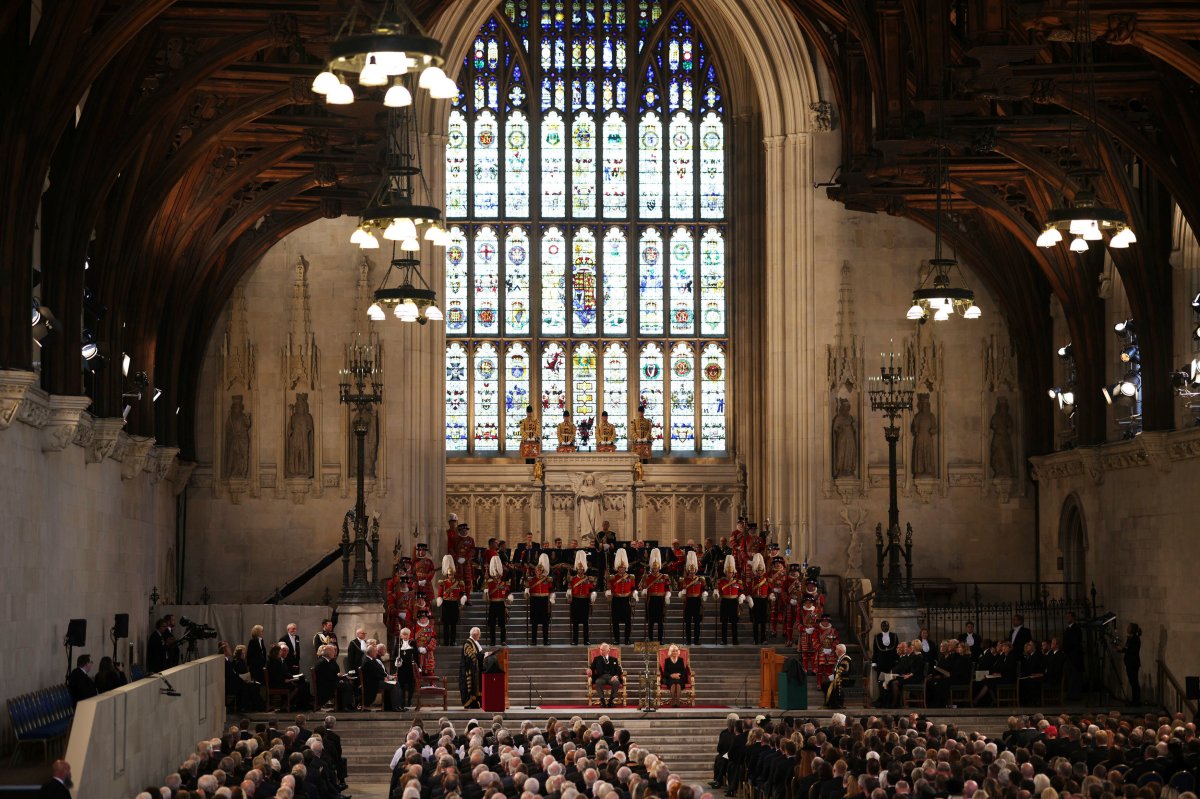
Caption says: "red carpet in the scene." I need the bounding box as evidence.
[537,704,730,709]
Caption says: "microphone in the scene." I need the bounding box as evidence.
[152,673,182,697]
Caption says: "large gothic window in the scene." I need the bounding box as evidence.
[444,0,728,455]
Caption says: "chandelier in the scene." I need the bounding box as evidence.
[310,0,458,106]
[368,244,442,324]
[1035,0,1136,253]
[906,141,980,322]
[350,107,449,251]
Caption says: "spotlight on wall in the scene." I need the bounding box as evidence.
[1120,344,1140,364]
[122,353,131,377]
[153,388,163,402]
[1057,343,1073,359]
[1114,319,1135,338]
[81,329,99,361]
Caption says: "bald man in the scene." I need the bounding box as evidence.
[37,760,71,799]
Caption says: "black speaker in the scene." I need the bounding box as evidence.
[66,619,87,647]
[113,613,129,639]
[1186,676,1199,701]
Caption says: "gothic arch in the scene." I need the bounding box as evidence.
[1058,493,1088,590]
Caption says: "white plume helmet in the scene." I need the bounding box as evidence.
[724,554,737,574]
[686,551,699,572]
[441,554,456,576]
[649,548,662,570]
[489,554,503,578]
[449,513,458,522]
[538,552,551,573]
[574,550,589,571]
[751,553,765,573]
[614,548,629,571]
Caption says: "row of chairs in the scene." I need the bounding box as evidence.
[898,672,1064,708]
[6,684,74,765]
[583,645,697,708]
[255,667,448,713]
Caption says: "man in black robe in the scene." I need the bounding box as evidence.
[459,626,485,709]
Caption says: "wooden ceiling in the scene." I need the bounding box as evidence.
[0,0,1197,459]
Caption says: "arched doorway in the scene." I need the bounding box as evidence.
[1058,495,1087,600]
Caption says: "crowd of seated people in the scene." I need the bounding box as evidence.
[871,614,1090,709]
[386,713,716,799]
[713,710,1200,799]
[128,714,348,799]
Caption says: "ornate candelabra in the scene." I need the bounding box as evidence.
[338,338,384,603]
[867,349,918,607]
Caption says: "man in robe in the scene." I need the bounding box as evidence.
[459,626,485,709]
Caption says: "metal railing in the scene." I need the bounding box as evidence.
[1157,659,1199,719]
[919,582,1092,646]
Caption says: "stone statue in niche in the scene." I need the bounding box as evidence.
[910,393,939,478]
[831,397,858,478]
[285,392,314,478]
[989,396,1015,479]
[222,394,252,479]
[349,405,379,479]
[570,472,607,536]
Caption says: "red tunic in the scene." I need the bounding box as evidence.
[797,603,821,670]
[640,571,670,596]
[528,575,554,597]
[815,623,840,679]
[748,575,771,600]
[716,576,742,599]
[681,573,706,598]
[570,574,595,598]
[412,556,436,601]
[414,621,437,674]
[486,577,510,602]
[437,577,466,603]
[608,573,636,597]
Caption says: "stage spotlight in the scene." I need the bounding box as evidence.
[81,329,99,361]
[1113,319,1135,338]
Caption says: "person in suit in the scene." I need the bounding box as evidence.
[392,627,418,710]
[36,760,72,799]
[590,642,624,707]
[958,620,982,660]
[268,642,311,710]
[247,624,268,682]
[279,623,302,672]
[1009,613,1032,653]
[346,628,369,673]
[1062,611,1085,697]
[360,644,387,709]
[973,640,1019,706]
[879,641,924,708]
[872,621,899,672]
[146,617,170,672]
[1116,621,1142,704]
[711,714,739,789]
[313,619,338,661]
[313,644,342,710]
[68,655,98,705]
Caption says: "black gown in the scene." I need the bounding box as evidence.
[459,638,484,708]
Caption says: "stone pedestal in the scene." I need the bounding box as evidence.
[334,602,388,664]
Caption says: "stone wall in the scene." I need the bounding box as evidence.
[1032,429,1200,692]
[0,390,178,745]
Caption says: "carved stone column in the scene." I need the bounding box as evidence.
[0,370,37,430]
[42,395,92,452]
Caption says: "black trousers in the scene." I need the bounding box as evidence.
[719,598,740,645]
[530,596,550,645]
[1126,661,1141,704]
[683,597,703,645]
[487,601,507,645]
[611,596,632,644]
[645,596,665,642]
[441,602,460,646]
[571,597,591,645]
[750,598,768,644]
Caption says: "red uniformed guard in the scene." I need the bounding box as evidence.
[768,556,792,640]
[814,614,841,682]
[606,549,636,645]
[747,553,772,645]
[568,550,597,645]
[414,609,438,675]
[716,554,745,646]
[436,554,468,646]
[797,598,821,672]
[640,549,672,643]
[525,553,555,646]
[412,542,436,605]
[484,555,512,646]
[679,551,708,645]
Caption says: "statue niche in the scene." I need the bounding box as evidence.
[285,392,315,478]
[831,397,858,478]
[910,392,939,478]
[989,396,1015,479]
[222,395,252,479]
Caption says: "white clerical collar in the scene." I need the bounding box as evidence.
[880,632,891,645]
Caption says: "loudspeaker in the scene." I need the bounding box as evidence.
[113,613,129,639]
[66,619,87,647]
[1186,676,1199,701]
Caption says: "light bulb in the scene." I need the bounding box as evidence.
[906,303,924,321]
[431,76,459,100]
[359,55,388,87]
[350,228,370,246]
[424,224,444,242]
[934,306,951,322]
[401,238,421,252]
[963,304,982,319]
[425,305,443,321]
[394,218,418,240]
[1069,236,1088,253]
[1062,391,1074,406]
[326,82,355,105]
[383,220,403,240]
[1036,228,1061,248]
[1069,218,1094,236]
[1048,388,1059,400]
[359,231,380,249]
[367,303,386,321]
[419,66,447,90]
[375,51,408,75]
[81,342,98,360]
[311,70,340,95]
[1083,221,1103,241]
[384,84,413,108]
[397,300,419,322]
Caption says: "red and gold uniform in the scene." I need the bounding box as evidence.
[485,568,511,646]
[412,547,436,604]
[716,572,744,645]
[814,617,840,681]
[569,571,596,645]
[768,560,792,638]
[527,570,555,645]
[797,599,821,672]
[784,567,806,645]
[436,574,466,646]
[640,568,671,642]
[680,569,706,645]
[453,531,477,595]
[414,615,438,675]
[608,569,636,645]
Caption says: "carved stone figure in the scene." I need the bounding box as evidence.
[989,396,1015,479]
[349,405,379,479]
[570,473,607,536]
[910,393,939,478]
[831,397,858,478]
[285,392,314,478]
[222,394,252,479]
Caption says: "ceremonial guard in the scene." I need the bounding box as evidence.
[314,618,339,659]
[485,555,512,646]
[824,643,851,709]
[797,597,821,672]
[679,551,708,646]
[436,555,468,646]
[784,564,805,645]
[729,519,749,576]
[445,513,460,562]
[526,553,555,645]
[716,555,745,646]
[412,542,436,604]
[747,553,771,645]
[568,551,597,645]
[606,549,637,645]
[556,410,577,452]
[802,574,826,615]
[640,549,671,643]
[414,609,438,676]
[768,556,791,640]
[630,405,653,460]
[519,405,542,459]
[453,525,477,594]
[814,614,841,683]
[596,410,618,452]
[385,567,413,653]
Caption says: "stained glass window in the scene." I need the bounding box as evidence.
[446,1,727,455]
[602,342,628,445]
[504,343,531,449]
[474,343,501,450]
[446,343,469,450]
[541,341,568,443]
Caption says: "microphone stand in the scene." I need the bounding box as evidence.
[738,676,749,708]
